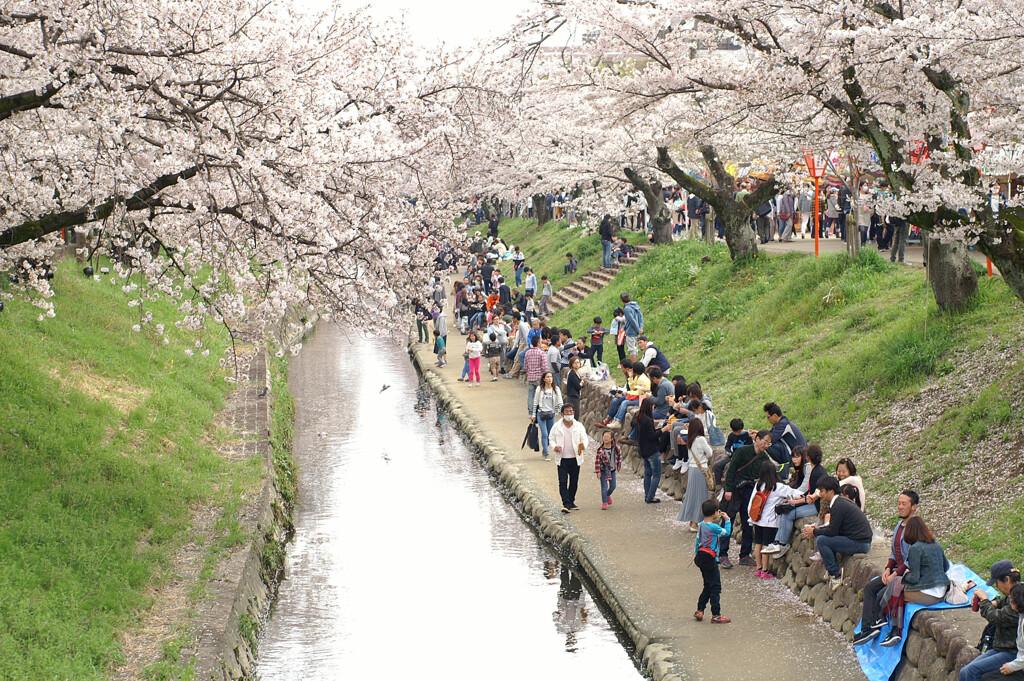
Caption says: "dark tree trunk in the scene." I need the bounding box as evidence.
[532,194,550,226]
[624,168,671,244]
[926,237,978,312]
[719,210,759,261]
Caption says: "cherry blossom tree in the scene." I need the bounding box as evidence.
[521,0,1024,310]
[0,0,468,361]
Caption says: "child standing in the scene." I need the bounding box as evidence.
[594,431,622,510]
[609,307,626,363]
[694,499,732,624]
[433,329,447,367]
[485,333,502,381]
[524,292,536,323]
[587,316,610,364]
[465,331,483,386]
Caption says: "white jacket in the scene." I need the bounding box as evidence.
[748,482,804,529]
[550,418,590,465]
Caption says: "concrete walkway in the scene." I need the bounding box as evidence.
[412,312,869,679]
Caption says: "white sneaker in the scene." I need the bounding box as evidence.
[762,543,783,555]
[606,420,622,430]
[828,569,843,592]
[672,459,685,471]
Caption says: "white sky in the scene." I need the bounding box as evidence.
[299,0,540,47]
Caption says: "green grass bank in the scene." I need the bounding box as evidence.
[484,218,646,291]
[0,262,262,679]
[499,219,1023,572]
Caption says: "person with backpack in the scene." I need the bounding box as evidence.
[719,429,774,569]
[748,460,804,579]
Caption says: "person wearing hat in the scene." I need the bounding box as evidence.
[960,560,1023,681]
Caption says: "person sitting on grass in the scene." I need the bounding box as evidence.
[564,252,578,274]
[800,475,873,591]
[693,499,732,625]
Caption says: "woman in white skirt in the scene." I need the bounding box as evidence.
[677,419,713,531]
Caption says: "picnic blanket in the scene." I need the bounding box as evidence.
[855,564,997,681]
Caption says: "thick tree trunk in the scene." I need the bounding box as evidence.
[719,209,759,261]
[532,194,550,226]
[624,168,671,244]
[927,238,978,312]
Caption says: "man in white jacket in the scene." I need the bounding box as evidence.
[550,404,590,514]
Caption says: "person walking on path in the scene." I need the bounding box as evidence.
[621,292,643,361]
[432,329,446,367]
[694,499,732,624]
[523,336,547,416]
[889,216,910,263]
[677,419,712,531]
[594,430,622,510]
[465,332,483,387]
[600,214,615,267]
[551,403,589,513]
[720,430,773,569]
[531,371,562,460]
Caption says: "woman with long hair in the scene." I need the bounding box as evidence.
[677,418,712,531]
[530,371,562,460]
[635,400,662,503]
[877,516,951,647]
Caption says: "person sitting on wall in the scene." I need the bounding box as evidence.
[979,584,1024,681]
[852,490,919,646]
[800,475,873,591]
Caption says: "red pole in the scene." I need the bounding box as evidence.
[813,178,821,257]
[987,257,993,277]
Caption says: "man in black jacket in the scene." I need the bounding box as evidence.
[802,476,873,590]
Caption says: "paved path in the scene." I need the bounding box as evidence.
[413,295,872,679]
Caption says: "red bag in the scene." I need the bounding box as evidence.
[749,486,771,522]
[616,328,625,346]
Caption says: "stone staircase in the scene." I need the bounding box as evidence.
[547,244,651,314]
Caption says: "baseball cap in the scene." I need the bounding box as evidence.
[987,559,1017,585]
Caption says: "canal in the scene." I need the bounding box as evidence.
[257,324,643,680]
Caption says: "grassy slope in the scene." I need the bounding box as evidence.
[546,235,1024,569]
[0,262,258,679]
[482,218,646,292]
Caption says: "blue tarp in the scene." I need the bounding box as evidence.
[855,564,998,681]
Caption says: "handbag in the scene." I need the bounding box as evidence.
[691,453,716,491]
[775,502,796,514]
[522,422,540,452]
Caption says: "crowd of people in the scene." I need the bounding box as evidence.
[418,220,1022,667]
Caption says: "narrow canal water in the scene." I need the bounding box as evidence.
[257,324,643,680]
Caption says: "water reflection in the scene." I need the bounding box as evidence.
[256,325,641,681]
